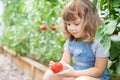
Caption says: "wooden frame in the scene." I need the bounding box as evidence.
[0,46,48,80]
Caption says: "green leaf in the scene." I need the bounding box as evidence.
[93,0,97,6]
[118,23,120,28]
[113,0,120,7]
[100,0,104,10]
[94,25,105,42]
[116,59,120,75]
[19,3,26,11]
[109,41,120,61]
[104,20,117,34]
[101,35,111,54]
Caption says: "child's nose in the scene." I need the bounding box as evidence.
[69,24,76,31]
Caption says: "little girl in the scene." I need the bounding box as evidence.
[43,0,110,80]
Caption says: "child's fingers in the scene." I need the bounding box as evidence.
[49,61,55,68]
[49,61,55,65]
[57,69,68,75]
[50,61,55,64]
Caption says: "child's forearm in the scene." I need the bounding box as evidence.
[59,60,67,64]
[60,57,71,64]
[74,67,104,78]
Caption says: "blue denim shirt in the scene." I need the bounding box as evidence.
[66,39,110,80]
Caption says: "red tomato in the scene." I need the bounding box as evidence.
[50,24,56,31]
[51,62,63,73]
[40,25,47,31]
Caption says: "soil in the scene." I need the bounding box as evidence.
[0,53,31,80]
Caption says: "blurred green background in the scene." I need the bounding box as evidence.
[0,0,120,79]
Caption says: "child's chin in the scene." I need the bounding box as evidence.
[73,35,80,38]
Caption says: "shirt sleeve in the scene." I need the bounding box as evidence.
[64,40,69,52]
[93,42,109,57]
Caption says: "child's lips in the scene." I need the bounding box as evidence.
[71,32,77,35]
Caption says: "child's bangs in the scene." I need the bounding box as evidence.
[62,10,77,22]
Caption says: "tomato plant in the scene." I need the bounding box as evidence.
[1,0,67,65]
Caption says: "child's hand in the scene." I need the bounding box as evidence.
[49,61,55,69]
[56,64,76,77]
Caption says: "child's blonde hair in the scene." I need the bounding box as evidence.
[62,0,101,42]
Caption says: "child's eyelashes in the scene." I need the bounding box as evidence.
[67,23,80,26]
[74,23,80,26]
[67,23,70,26]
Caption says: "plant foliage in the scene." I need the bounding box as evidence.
[93,0,120,78]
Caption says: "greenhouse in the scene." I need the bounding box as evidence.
[0,0,120,80]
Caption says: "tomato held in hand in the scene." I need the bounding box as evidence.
[51,62,63,73]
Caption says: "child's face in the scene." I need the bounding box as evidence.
[66,17,84,38]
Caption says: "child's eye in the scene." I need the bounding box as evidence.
[74,23,80,26]
[67,23,70,26]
